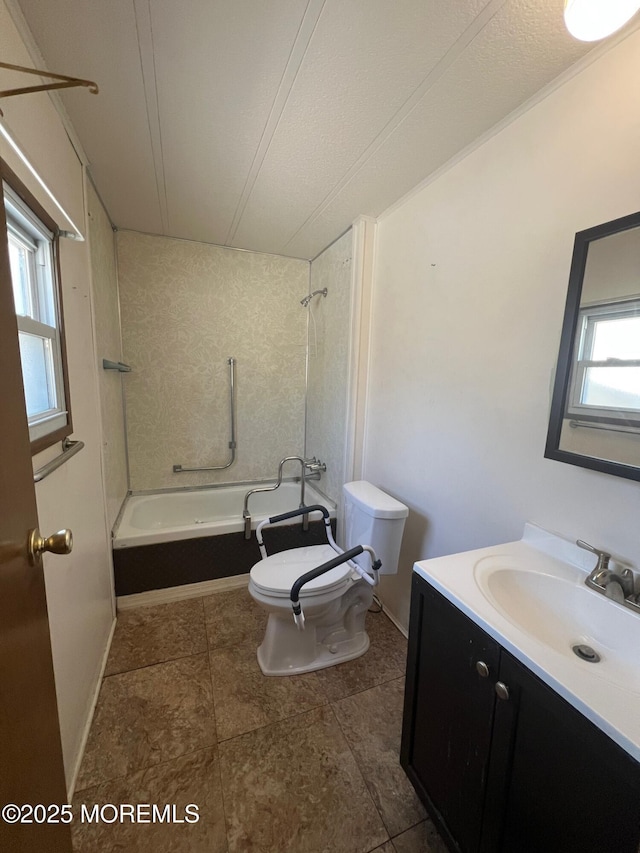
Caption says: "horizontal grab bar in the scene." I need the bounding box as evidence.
[569,419,640,436]
[102,359,131,372]
[34,438,84,483]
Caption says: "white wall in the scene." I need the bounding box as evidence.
[366,29,640,630]
[0,1,114,791]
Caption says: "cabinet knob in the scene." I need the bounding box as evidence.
[476,661,489,678]
[495,681,510,701]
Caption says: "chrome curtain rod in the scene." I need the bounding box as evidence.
[0,61,98,116]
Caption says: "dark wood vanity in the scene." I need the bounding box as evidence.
[401,573,640,853]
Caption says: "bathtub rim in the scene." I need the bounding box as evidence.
[112,479,336,549]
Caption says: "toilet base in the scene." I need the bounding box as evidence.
[257,627,369,676]
[253,578,373,676]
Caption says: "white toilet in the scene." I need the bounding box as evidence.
[248,481,408,676]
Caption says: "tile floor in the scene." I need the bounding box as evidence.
[72,587,448,853]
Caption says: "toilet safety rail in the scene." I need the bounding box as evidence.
[290,545,380,630]
[255,505,381,630]
[255,504,336,558]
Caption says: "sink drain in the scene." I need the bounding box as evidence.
[572,644,601,663]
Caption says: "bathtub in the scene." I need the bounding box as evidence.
[112,482,336,596]
[114,481,335,548]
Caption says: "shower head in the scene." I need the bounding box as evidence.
[300,288,328,307]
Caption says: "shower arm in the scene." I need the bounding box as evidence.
[173,357,236,474]
[300,287,327,307]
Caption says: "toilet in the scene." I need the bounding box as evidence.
[248,481,408,676]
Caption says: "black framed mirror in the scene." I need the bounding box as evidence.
[545,210,640,482]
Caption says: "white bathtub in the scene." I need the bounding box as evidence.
[113,482,335,549]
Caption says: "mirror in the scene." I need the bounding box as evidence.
[545,211,640,482]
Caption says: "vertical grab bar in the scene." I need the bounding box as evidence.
[173,357,237,473]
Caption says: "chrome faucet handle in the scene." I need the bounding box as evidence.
[577,540,611,575]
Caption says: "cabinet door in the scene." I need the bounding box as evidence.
[482,651,640,853]
[401,577,500,853]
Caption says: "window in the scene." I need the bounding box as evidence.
[567,298,640,427]
[2,169,71,452]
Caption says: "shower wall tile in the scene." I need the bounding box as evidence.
[306,230,353,504]
[117,231,309,491]
[88,183,128,528]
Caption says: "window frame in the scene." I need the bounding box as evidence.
[0,158,72,454]
[566,297,640,429]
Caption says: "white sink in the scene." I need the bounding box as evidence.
[412,523,640,761]
[473,555,640,693]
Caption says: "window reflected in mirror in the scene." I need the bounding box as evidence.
[546,211,640,480]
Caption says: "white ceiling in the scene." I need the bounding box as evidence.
[14,0,591,260]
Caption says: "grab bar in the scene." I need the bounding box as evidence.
[34,438,84,483]
[173,357,237,473]
[569,419,640,436]
[242,455,316,540]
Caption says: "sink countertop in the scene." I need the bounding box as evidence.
[413,523,640,763]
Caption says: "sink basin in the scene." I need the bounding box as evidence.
[474,554,640,692]
[413,525,640,760]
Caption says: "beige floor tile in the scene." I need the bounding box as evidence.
[314,612,407,701]
[76,654,216,790]
[203,587,266,650]
[209,644,327,741]
[105,598,207,675]
[333,678,426,837]
[392,820,448,853]
[219,705,389,853]
[72,748,227,853]
[371,845,396,853]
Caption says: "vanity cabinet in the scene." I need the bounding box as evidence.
[401,573,640,853]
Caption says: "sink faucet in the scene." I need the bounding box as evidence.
[577,540,637,602]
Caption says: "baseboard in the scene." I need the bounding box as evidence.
[380,602,408,639]
[66,615,117,801]
[116,573,250,611]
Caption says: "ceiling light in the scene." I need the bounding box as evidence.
[564,0,640,41]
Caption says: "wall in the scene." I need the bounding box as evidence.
[0,1,114,791]
[117,231,309,491]
[306,230,353,504]
[87,181,128,528]
[366,28,640,630]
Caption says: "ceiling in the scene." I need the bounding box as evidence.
[14,0,591,260]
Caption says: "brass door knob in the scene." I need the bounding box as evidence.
[28,528,73,565]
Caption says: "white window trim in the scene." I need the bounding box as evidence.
[567,297,640,426]
[4,181,68,444]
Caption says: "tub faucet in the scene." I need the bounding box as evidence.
[305,457,326,478]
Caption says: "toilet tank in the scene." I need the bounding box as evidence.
[343,481,408,576]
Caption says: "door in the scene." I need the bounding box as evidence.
[401,577,500,853]
[0,190,72,850]
[483,651,640,853]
